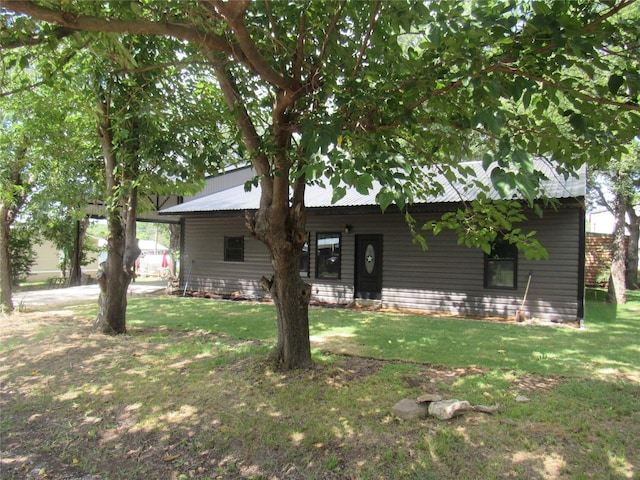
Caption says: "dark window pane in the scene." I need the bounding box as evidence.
[316,233,341,279]
[224,236,244,262]
[484,235,517,289]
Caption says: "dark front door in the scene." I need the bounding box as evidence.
[355,234,383,300]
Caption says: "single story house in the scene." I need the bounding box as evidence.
[160,161,586,323]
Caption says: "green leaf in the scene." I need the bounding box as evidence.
[490,167,515,197]
[607,74,624,96]
[512,149,533,173]
[578,63,595,79]
[354,173,373,195]
[569,113,587,133]
[130,1,143,15]
[331,186,346,204]
[427,25,441,47]
[376,190,395,212]
[522,89,532,109]
[532,1,552,15]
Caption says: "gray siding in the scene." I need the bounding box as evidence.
[182,207,582,322]
[183,217,272,294]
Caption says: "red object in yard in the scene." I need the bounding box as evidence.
[161,251,169,268]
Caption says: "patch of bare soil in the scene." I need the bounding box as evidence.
[0,310,624,480]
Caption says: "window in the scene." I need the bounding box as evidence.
[224,236,244,262]
[484,235,517,289]
[300,236,310,278]
[316,232,341,279]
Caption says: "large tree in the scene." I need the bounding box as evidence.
[589,141,640,302]
[2,1,639,368]
[1,30,218,321]
[85,36,222,334]
[0,62,98,311]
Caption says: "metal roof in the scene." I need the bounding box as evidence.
[160,160,586,215]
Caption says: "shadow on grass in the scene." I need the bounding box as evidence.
[309,294,638,381]
[73,288,639,381]
[1,310,639,479]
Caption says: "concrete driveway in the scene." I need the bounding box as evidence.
[13,281,167,309]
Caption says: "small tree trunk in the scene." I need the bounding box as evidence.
[0,205,14,313]
[626,206,638,289]
[608,197,627,304]
[69,217,89,287]
[94,188,140,334]
[93,93,140,334]
[94,218,130,334]
[269,251,313,370]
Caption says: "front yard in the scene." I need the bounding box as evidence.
[1,290,638,479]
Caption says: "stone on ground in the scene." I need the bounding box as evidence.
[392,398,429,420]
[427,399,472,420]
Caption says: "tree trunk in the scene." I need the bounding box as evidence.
[0,205,14,313]
[69,217,89,286]
[269,251,313,370]
[213,59,312,369]
[608,196,627,304]
[1,158,27,313]
[94,210,130,334]
[626,205,638,289]
[94,186,140,334]
[93,94,140,334]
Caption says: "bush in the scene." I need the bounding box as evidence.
[9,224,38,285]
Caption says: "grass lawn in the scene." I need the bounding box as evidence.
[1,289,638,479]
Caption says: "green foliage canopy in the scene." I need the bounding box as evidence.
[2,1,638,254]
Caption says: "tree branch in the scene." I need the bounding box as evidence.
[1,44,83,97]
[352,0,380,79]
[293,6,307,85]
[316,1,345,74]
[209,54,273,215]
[0,26,76,50]
[112,60,210,76]
[495,64,640,112]
[594,183,614,214]
[212,0,295,91]
[408,0,640,112]
[264,0,281,55]
[209,56,267,172]
[583,0,638,33]
[1,0,234,55]
[410,59,640,114]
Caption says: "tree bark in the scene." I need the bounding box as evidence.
[626,205,638,289]
[213,60,312,369]
[93,95,139,334]
[269,251,313,370]
[0,205,14,313]
[0,159,27,313]
[69,217,89,286]
[95,209,130,334]
[608,194,627,304]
